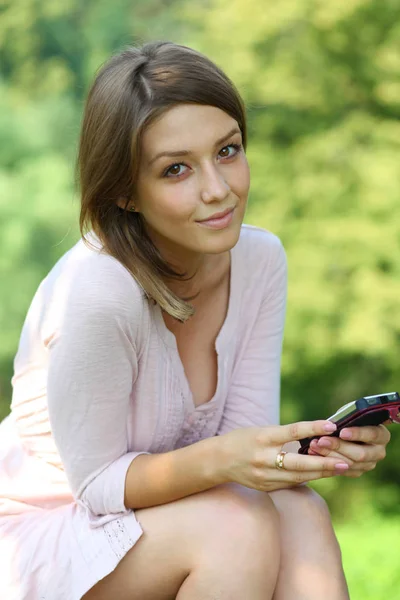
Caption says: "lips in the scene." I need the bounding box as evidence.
[197,207,234,222]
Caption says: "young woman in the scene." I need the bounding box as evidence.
[0,40,391,600]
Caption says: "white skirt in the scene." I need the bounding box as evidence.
[0,415,144,600]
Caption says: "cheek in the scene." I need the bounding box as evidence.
[232,157,251,197]
[148,189,196,222]
[241,160,251,192]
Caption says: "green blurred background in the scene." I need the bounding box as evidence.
[1,0,399,596]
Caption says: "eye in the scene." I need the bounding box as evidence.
[219,143,241,159]
[162,143,242,178]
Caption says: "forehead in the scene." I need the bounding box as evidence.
[141,104,239,155]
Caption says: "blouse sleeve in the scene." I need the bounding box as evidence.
[217,237,288,434]
[46,256,150,517]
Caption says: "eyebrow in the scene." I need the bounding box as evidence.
[148,126,242,166]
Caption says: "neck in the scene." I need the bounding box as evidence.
[166,252,229,299]
[146,226,228,298]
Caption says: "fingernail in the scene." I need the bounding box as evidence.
[335,463,349,470]
[340,430,352,440]
[318,438,332,449]
[324,422,337,432]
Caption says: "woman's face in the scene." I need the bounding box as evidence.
[132,103,251,266]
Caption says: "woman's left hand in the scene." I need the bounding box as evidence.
[308,424,391,477]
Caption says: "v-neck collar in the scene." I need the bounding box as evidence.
[153,242,240,412]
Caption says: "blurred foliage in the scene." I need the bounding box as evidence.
[0,0,399,531]
[336,508,400,600]
[185,0,400,506]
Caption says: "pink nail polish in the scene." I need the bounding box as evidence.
[335,463,349,470]
[318,438,332,449]
[324,422,337,432]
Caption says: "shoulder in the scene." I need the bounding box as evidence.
[38,232,147,334]
[235,223,287,276]
[50,232,142,297]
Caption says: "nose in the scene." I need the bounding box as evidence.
[200,163,231,203]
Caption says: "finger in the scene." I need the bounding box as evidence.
[274,452,349,473]
[309,444,382,471]
[308,447,320,456]
[310,437,384,463]
[307,443,353,466]
[341,462,377,478]
[267,420,337,445]
[339,424,391,445]
[279,469,344,485]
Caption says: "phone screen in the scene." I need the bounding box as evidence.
[328,401,358,423]
[327,392,399,424]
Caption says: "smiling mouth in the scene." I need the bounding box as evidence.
[195,207,235,230]
[196,207,235,222]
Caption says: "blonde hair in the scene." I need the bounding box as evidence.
[77,40,247,322]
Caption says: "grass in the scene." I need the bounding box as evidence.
[335,512,400,599]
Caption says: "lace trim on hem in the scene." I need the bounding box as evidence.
[103,517,134,560]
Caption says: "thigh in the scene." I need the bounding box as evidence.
[82,482,280,600]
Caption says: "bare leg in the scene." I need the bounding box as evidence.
[269,486,350,600]
[175,483,281,599]
[82,482,281,600]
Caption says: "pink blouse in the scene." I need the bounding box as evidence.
[0,223,287,599]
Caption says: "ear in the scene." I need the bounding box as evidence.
[116,197,129,210]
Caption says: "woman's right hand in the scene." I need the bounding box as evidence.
[218,421,352,492]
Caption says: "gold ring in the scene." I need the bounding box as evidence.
[275,451,287,470]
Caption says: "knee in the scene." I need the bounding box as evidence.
[197,482,281,551]
[296,488,345,566]
[272,484,330,515]
[271,486,340,544]
[294,486,334,532]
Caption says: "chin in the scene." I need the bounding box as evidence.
[199,225,242,254]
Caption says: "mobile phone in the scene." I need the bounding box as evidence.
[298,392,400,455]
